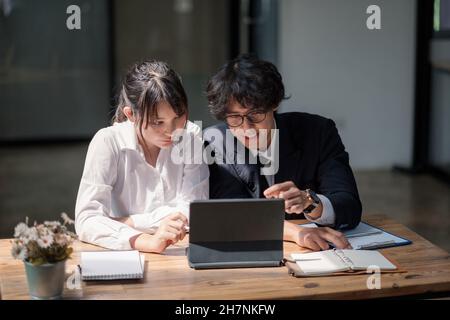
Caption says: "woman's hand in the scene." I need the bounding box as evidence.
[151,212,188,252]
[130,212,188,253]
[284,221,351,251]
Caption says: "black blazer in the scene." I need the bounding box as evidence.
[203,112,362,230]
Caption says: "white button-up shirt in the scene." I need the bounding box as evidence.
[75,120,209,250]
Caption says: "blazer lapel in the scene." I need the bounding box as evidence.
[232,162,261,198]
[275,114,301,184]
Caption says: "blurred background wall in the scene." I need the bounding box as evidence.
[0,0,111,140]
[114,0,230,128]
[279,0,416,170]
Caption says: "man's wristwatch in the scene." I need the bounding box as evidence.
[302,189,321,214]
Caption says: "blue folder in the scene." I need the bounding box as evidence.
[298,221,412,250]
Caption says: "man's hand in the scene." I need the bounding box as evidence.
[264,181,319,216]
[284,221,351,251]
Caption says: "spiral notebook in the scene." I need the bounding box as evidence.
[287,249,397,277]
[80,250,145,280]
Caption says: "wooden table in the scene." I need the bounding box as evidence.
[1,215,449,300]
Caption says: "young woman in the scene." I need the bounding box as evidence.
[75,61,209,253]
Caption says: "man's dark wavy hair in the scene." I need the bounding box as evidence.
[206,54,288,120]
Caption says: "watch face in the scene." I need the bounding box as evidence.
[303,189,320,214]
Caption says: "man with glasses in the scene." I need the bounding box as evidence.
[203,54,362,251]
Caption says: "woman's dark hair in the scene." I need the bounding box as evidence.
[113,60,188,128]
[206,54,288,120]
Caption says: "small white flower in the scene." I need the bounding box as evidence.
[44,221,61,228]
[11,241,27,260]
[37,234,54,248]
[61,212,75,225]
[20,227,36,245]
[14,222,29,238]
[25,227,39,242]
[54,233,68,246]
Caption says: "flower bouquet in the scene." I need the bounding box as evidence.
[11,212,77,299]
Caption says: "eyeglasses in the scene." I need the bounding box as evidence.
[224,110,267,127]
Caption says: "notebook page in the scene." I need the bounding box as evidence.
[338,249,397,271]
[81,250,144,279]
[291,251,348,276]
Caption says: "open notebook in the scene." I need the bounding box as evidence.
[288,249,397,277]
[80,250,145,280]
[299,222,411,250]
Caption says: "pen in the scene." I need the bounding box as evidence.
[359,240,396,250]
[294,258,322,261]
[345,231,383,239]
[286,258,322,262]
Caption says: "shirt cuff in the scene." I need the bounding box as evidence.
[130,205,190,233]
[304,194,336,226]
[117,228,143,250]
[130,213,165,233]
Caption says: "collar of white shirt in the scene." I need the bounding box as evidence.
[249,118,278,166]
[113,120,141,152]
